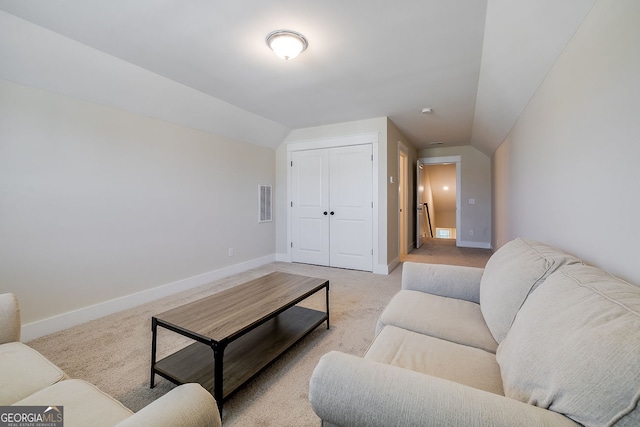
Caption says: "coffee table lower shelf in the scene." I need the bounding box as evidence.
[153,305,327,400]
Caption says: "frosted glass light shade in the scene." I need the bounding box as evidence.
[266,30,308,60]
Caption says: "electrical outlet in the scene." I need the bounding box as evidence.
[228,248,234,257]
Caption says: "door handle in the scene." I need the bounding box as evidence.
[330,211,335,215]
[323,211,328,215]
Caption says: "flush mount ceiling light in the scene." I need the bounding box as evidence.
[266,30,308,60]
[421,107,433,114]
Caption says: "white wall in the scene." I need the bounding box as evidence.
[0,80,276,336]
[419,146,492,248]
[492,0,640,284]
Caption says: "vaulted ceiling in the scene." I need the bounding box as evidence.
[0,1,596,155]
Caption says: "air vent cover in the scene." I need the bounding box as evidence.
[258,184,272,223]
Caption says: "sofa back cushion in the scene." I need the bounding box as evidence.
[497,264,640,426]
[0,293,20,344]
[480,238,581,343]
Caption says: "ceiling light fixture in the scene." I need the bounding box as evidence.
[421,108,433,114]
[266,30,308,60]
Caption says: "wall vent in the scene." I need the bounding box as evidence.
[258,184,272,223]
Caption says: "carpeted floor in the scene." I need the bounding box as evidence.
[27,245,492,426]
[402,238,492,268]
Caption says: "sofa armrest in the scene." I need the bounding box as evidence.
[401,262,484,303]
[310,351,578,427]
[0,293,21,344]
[115,384,221,427]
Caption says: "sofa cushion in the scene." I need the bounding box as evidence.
[480,238,581,343]
[497,264,640,427]
[366,326,504,395]
[14,379,133,427]
[0,342,66,405]
[377,290,498,353]
[0,293,21,344]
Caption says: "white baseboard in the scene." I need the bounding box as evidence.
[275,252,290,262]
[21,254,276,342]
[374,257,399,275]
[458,240,492,249]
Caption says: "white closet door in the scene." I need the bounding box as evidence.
[291,149,330,266]
[329,145,373,271]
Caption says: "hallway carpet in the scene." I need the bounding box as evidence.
[402,238,492,268]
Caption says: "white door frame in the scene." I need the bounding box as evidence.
[398,142,409,257]
[416,159,423,249]
[419,155,461,246]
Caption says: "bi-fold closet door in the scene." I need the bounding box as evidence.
[290,144,373,272]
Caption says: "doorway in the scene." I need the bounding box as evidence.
[417,156,461,247]
[425,164,457,240]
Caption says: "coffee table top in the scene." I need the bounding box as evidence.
[154,272,328,344]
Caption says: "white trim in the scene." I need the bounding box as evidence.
[398,142,409,260]
[374,256,399,275]
[275,252,289,262]
[458,240,492,249]
[286,132,379,152]
[419,155,462,247]
[21,254,276,342]
[420,155,462,165]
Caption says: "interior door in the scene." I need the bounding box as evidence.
[329,145,373,271]
[290,144,373,271]
[291,149,330,266]
[416,160,423,249]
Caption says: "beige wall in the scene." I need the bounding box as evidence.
[492,0,640,283]
[419,145,492,248]
[420,164,436,241]
[426,164,457,230]
[492,139,510,249]
[0,80,276,327]
[387,118,417,262]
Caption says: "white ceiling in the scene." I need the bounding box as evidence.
[0,1,596,154]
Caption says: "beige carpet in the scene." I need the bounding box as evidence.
[27,248,491,426]
[402,238,492,268]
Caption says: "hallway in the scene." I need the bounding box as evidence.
[402,239,492,268]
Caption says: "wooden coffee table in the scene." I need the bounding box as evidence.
[150,271,329,412]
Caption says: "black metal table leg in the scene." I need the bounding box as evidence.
[325,282,330,329]
[212,341,227,414]
[150,317,158,388]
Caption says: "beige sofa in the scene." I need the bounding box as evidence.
[0,293,221,427]
[309,238,640,426]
